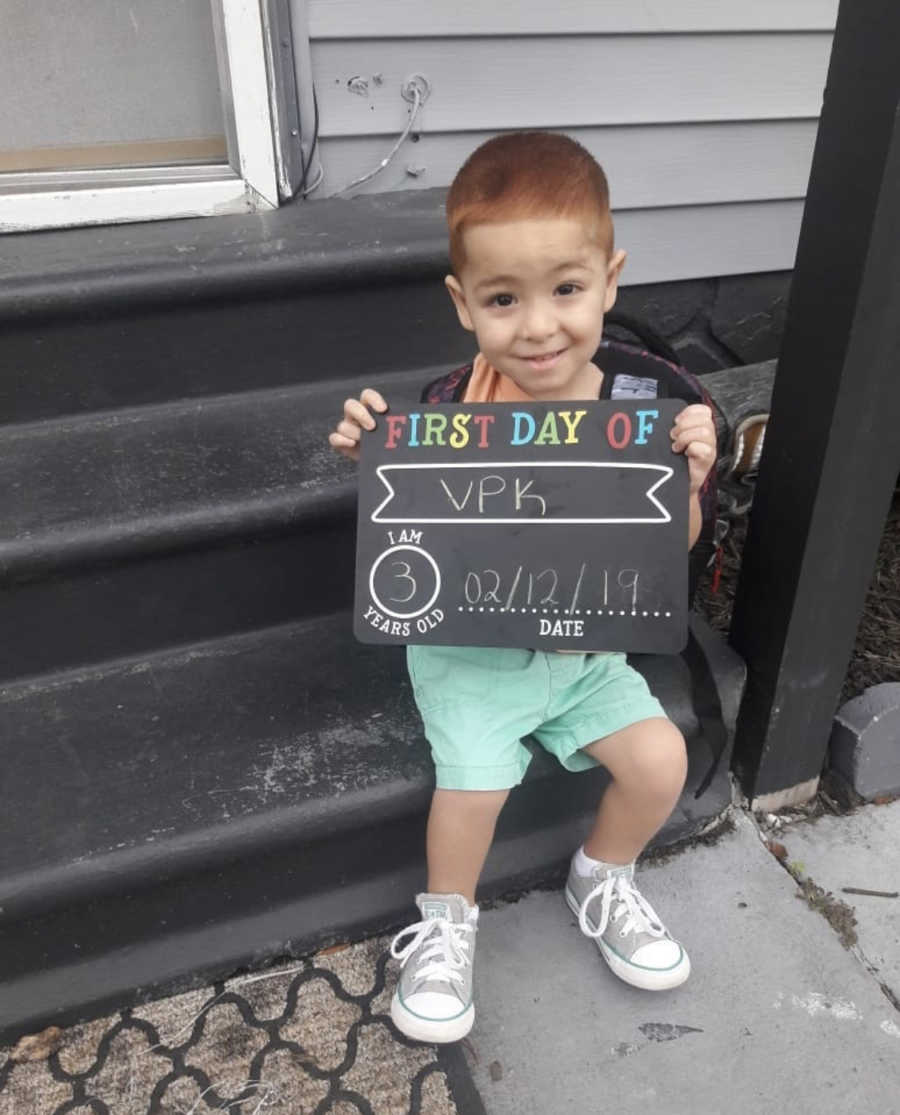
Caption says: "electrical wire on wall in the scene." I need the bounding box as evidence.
[328,74,431,198]
[299,87,322,196]
[287,0,324,198]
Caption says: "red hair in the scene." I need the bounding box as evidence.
[447,131,613,276]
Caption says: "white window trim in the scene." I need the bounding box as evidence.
[0,0,280,234]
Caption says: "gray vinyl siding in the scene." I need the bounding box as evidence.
[306,1,837,283]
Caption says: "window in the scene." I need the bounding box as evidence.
[0,0,300,232]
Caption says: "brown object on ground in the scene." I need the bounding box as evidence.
[9,1027,62,1063]
[766,839,788,862]
[489,1060,504,1082]
[316,942,351,957]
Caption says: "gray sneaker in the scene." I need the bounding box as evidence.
[390,893,478,1043]
[565,858,690,991]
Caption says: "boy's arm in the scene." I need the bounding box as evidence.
[670,404,716,549]
[328,388,388,461]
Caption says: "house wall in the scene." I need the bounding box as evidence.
[306,0,837,285]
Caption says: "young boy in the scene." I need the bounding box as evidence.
[328,132,717,1044]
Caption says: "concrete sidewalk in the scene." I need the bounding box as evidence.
[469,803,900,1114]
[3,797,899,1114]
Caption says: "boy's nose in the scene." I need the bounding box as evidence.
[520,302,556,343]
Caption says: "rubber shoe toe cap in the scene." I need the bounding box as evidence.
[630,938,684,971]
[401,991,469,1022]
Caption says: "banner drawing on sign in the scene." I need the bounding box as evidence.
[372,461,675,525]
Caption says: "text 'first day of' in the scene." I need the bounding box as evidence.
[383,408,662,451]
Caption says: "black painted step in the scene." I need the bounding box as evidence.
[0,190,469,426]
[0,611,742,1041]
[0,369,455,682]
[0,360,771,684]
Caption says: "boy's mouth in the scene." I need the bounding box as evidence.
[521,348,566,370]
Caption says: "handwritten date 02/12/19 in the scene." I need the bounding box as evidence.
[459,563,667,617]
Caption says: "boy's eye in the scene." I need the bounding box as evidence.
[556,282,580,296]
[490,293,515,307]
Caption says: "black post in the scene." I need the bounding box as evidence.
[729,0,900,805]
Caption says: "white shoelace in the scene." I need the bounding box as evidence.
[391,918,475,986]
[578,872,667,941]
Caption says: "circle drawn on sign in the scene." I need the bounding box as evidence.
[369,544,441,619]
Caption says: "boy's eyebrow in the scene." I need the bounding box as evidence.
[474,260,593,292]
[550,258,593,272]
[474,274,518,292]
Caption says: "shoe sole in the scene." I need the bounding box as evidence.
[565,886,691,992]
[390,993,475,1044]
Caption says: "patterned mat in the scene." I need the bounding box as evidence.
[0,935,475,1115]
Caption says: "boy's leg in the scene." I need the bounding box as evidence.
[426,788,510,902]
[581,716,687,863]
[398,644,535,1041]
[566,717,691,991]
[391,787,509,1043]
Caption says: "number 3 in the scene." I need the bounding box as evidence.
[390,560,417,603]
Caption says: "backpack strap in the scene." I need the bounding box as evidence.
[603,309,682,367]
[682,626,729,798]
[421,364,472,404]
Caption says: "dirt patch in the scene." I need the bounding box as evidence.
[789,868,859,950]
[841,491,900,701]
[754,803,861,951]
[760,844,861,951]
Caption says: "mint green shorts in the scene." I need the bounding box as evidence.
[406,645,668,791]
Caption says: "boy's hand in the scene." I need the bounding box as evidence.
[328,388,388,462]
[670,404,716,494]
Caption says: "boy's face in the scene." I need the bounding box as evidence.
[445,216,626,400]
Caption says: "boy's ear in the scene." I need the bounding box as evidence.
[445,275,476,332]
[603,249,627,313]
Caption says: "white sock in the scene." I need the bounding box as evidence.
[573,846,634,878]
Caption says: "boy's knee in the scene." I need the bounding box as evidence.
[620,720,687,800]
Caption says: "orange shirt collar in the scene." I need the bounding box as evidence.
[462,353,536,404]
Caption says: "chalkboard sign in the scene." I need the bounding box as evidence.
[354,401,689,654]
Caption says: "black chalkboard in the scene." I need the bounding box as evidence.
[354,401,689,653]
